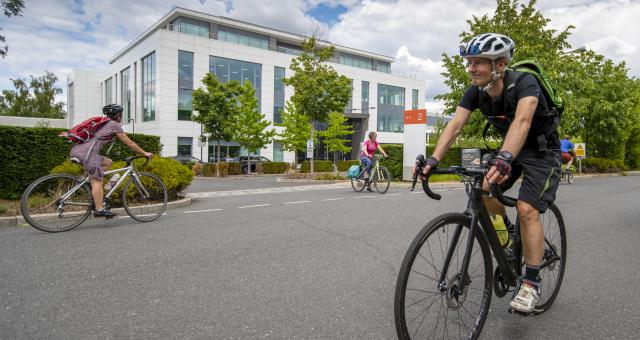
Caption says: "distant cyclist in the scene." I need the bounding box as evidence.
[560,135,576,169]
[65,104,153,217]
[360,131,388,191]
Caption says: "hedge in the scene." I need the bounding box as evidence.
[300,160,334,173]
[263,162,289,174]
[582,158,626,173]
[0,125,162,199]
[337,160,359,171]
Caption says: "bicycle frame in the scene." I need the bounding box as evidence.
[434,173,521,291]
[58,163,148,205]
[360,156,382,180]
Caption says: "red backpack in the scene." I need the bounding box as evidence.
[67,116,112,144]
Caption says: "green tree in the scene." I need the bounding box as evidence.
[192,73,241,174]
[283,36,352,173]
[278,100,314,166]
[1,0,24,58]
[435,0,574,138]
[318,111,353,171]
[0,71,66,118]
[233,81,276,174]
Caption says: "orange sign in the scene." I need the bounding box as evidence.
[404,109,427,125]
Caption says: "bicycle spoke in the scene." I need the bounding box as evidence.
[410,269,438,282]
[418,252,442,277]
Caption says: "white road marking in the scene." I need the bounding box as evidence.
[283,201,310,205]
[118,213,167,219]
[238,204,270,209]
[184,209,222,214]
[322,198,344,201]
[355,195,377,199]
[386,193,403,196]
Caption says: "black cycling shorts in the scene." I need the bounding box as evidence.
[501,149,562,213]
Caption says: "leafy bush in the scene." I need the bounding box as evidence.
[0,125,163,199]
[300,160,333,173]
[263,162,289,174]
[51,160,84,176]
[50,157,193,199]
[315,173,346,180]
[583,158,626,173]
[227,162,242,175]
[625,127,640,170]
[337,160,359,171]
[200,162,230,177]
[0,204,7,214]
[380,144,403,180]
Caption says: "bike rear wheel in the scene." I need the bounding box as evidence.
[373,166,391,194]
[350,167,366,192]
[566,170,574,184]
[395,213,493,339]
[122,172,168,222]
[534,203,567,311]
[20,174,92,232]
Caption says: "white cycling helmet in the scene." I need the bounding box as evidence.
[460,33,515,64]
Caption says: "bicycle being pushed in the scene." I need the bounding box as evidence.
[394,155,567,339]
[350,154,392,194]
[21,156,168,233]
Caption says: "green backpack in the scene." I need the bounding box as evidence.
[482,60,563,151]
[510,60,564,115]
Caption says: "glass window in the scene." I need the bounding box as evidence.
[361,81,369,114]
[412,89,419,110]
[340,53,373,70]
[209,56,262,110]
[376,61,391,73]
[377,84,405,133]
[120,67,131,123]
[178,137,193,156]
[274,66,285,124]
[142,52,156,121]
[178,50,194,120]
[170,17,209,38]
[218,25,268,50]
[67,82,74,116]
[273,141,284,162]
[104,77,113,104]
[344,79,353,113]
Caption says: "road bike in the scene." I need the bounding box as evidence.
[21,156,167,233]
[350,154,391,194]
[560,165,574,184]
[394,155,567,339]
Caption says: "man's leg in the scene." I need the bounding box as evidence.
[517,201,544,267]
[566,156,574,169]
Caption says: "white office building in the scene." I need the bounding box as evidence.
[67,7,426,163]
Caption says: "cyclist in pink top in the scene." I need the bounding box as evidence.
[360,131,388,191]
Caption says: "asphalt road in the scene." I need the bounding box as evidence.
[1,175,639,339]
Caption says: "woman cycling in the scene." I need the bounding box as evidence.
[360,131,388,191]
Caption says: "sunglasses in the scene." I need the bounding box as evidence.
[459,44,480,57]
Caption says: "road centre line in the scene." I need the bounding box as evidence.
[238,204,270,209]
[322,198,344,201]
[184,209,222,214]
[283,201,310,205]
[118,213,167,219]
[386,193,403,196]
[354,195,377,199]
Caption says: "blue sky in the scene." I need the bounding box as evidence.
[1,0,639,113]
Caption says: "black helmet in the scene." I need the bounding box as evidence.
[103,104,123,117]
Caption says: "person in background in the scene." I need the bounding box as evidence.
[360,131,388,191]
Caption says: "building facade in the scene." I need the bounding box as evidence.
[67,7,426,163]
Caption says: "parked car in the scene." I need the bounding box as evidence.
[233,155,271,174]
[170,155,202,165]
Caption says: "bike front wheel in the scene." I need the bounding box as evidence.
[122,172,168,222]
[20,174,92,232]
[395,213,493,339]
[566,170,574,184]
[373,166,391,194]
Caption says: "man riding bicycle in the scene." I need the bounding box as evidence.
[65,104,153,218]
[560,134,576,169]
[415,33,561,314]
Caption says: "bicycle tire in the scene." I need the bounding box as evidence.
[122,172,168,222]
[20,174,92,233]
[350,167,366,192]
[534,203,567,311]
[395,213,493,340]
[373,166,391,194]
[567,171,574,184]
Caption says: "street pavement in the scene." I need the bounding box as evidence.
[1,175,639,339]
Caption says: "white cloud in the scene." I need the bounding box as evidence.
[1,0,638,112]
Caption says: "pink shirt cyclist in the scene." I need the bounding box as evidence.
[360,131,388,177]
